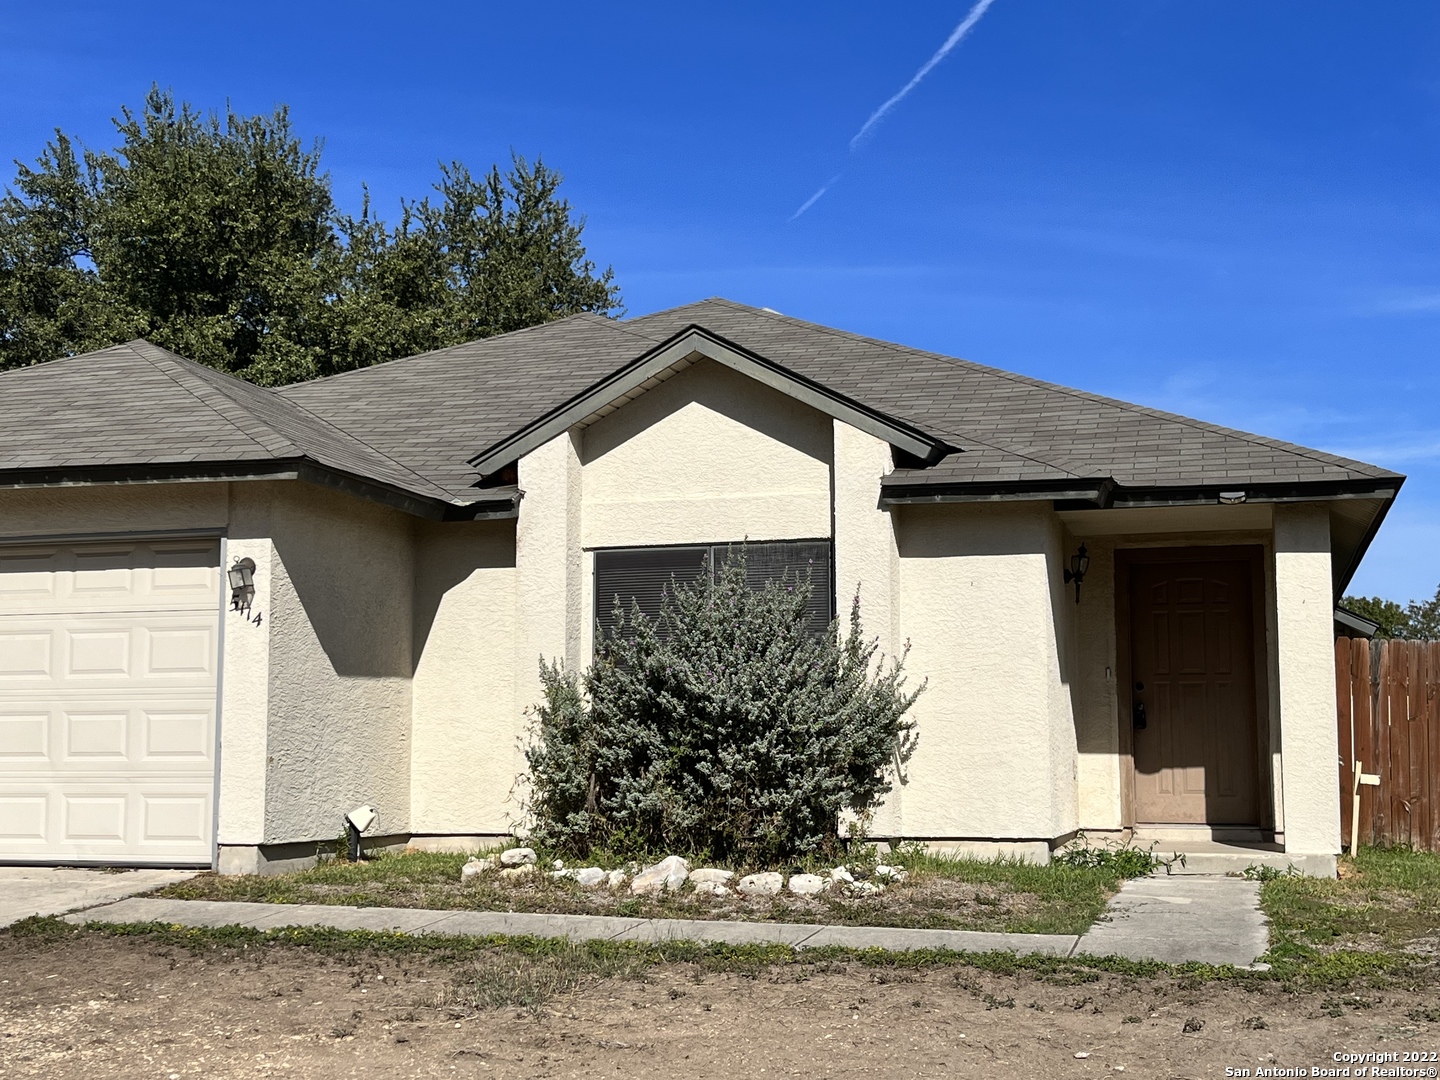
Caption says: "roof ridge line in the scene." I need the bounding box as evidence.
[710,302,1391,480]
[284,312,611,389]
[127,344,297,459]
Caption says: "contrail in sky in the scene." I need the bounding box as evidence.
[850,0,1001,151]
[791,0,1001,220]
[790,175,842,222]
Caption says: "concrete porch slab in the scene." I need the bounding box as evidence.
[1144,840,1337,878]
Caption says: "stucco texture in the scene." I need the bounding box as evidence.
[578,359,832,549]
[890,502,1078,841]
[256,484,414,845]
[410,519,517,836]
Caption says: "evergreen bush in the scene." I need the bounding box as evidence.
[523,553,922,864]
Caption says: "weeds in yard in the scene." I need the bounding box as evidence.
[1051,833,1182,877]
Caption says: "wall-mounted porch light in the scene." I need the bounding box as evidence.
[228,556,256,612]
[1218,491,1247,505]
[1063,543,1090,604]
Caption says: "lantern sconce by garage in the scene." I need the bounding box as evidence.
[1063,543,1090,604]
[228,557,256,613]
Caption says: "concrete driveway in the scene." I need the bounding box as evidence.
[0,866,198,928]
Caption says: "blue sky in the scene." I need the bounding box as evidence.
[3,1,1437,601]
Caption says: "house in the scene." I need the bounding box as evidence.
[0,299,1403,875]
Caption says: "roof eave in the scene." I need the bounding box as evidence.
[0,460,519,522]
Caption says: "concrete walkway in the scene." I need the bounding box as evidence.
[40,872,1272,966]
[1075,874,1269,967]
[68,895,1080,956]
[0,866,198,929]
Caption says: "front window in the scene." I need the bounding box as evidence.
[593,539,834,640]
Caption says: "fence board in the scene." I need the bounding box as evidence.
[1336,638,1440,852]
[1355,639,1376,846]
[1337,638,1355,850]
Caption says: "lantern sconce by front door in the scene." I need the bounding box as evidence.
[228,557,256,613]
[1063,543,1090,604]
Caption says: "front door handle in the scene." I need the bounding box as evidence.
[1133,701,1148,730]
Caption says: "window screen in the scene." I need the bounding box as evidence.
[593,539,834,641]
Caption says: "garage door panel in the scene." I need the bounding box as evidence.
[0,540,219,616]
[0,698,214,771]
[0,782,213,861]
[0,551,59,601]
[0,794,47,842]
[0,539,218,865]
[0,713,47,758]
[65,710,128,759]
[0,616,216,690]
[145,624,217,677]
[66,629,132,678]
[0,631,50,678]
[64,793,128,842]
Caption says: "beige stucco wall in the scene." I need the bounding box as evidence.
[579,360,833,549]
[891,502,1078,840]
[410,519,518,835]
[1273,503,1341,854]
[1069,540,1123,830]
[256,484,414,845]
[832,423,903,833]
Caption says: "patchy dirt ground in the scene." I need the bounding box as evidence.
[5,931,1440,1079]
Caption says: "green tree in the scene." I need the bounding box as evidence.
[0,88,620,383]
[327,158,619,373]
[1342,583,1440,640]
[524,554,923,864]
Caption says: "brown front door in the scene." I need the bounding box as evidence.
[1129,557,1261,825]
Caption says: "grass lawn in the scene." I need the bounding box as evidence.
[153,847,1136,936]
[1261,845,1440,976]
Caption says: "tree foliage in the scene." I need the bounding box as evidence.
[0,87,620,383]
[1343,584,1440,640]
[523,555,923,865]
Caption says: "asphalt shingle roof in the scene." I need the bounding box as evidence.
[0,340,458,504]
[0,299,1401,517]
[624,299,1400,492]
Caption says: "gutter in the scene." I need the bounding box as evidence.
[0,459,520,522]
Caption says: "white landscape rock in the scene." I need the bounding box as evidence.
[829,866,855,885]
[693,880,731,897]
[736,872,784,898]
[874,864,909,883]
[499,864,538,882]
[606,869,628,889]
[787,873,826,896]
[688,868,735,886]
[574,867,607,888]
[848,880,885,897]
[500,847,537,867]
[460,857,494,885]
[630,855,690,895]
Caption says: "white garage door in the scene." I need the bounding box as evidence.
[0,539,220,865]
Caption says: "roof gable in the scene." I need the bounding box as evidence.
[464,326,956,478]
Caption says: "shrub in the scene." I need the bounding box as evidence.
[523,552,922,864]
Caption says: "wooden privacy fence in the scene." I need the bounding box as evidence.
[1336,637,1440,851]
